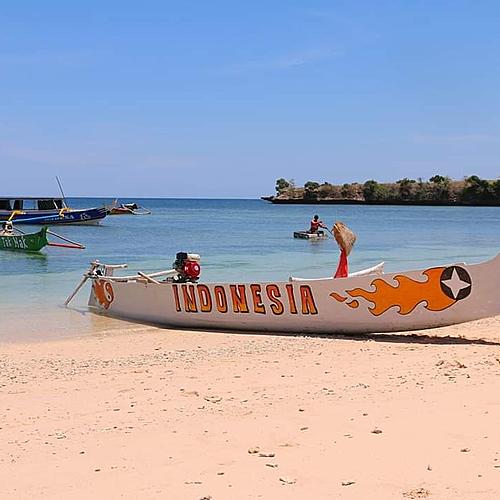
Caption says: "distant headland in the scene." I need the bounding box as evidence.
[262,176,500,206]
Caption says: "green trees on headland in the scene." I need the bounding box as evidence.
[275,178,292,194]
[265,176,500,205]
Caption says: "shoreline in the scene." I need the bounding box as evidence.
[261,196,500,207]
[0,304,147,343]
[2,316,500,499]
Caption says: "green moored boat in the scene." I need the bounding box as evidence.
[0,226,49,252]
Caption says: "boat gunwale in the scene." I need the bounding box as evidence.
[85,253,500,286]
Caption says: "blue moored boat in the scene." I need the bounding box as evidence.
[0,197,107,225]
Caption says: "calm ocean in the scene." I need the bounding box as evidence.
[1,198,499,341]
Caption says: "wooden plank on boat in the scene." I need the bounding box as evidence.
[293,231,328,240]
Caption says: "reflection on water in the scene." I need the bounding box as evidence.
[1,248,48,267]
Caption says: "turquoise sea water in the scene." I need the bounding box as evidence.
[1,198,499,341]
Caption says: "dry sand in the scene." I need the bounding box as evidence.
[2,316,500,499]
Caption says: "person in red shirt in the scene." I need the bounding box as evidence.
[309,214,326,234]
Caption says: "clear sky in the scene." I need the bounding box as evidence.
[1,1,499,198]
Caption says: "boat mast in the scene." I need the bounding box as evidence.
[56,176,68,208]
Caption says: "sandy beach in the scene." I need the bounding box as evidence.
[2,316,500,499]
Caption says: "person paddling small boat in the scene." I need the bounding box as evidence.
[309,214,327,235]
[293,214,329,240]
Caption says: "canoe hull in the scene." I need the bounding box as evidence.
[0,227,48,252]
[107,207,133,215]
[87,254,500,334]
[105,201,151,216]
[0,207,107,225]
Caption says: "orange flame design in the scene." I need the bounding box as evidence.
[331,267,456,316]
[93,279,114,309]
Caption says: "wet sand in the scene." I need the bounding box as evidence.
[0,306,143,343]
[1,316,500,499]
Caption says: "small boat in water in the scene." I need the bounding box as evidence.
[105,200,152,215]
[0,197,107,225]
[295,214,329,240]
[66,252,500,334]
[0,221,85,252]
[0,225,49,252]
[294,230,328,240]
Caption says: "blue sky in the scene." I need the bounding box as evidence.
[1,0,499,197]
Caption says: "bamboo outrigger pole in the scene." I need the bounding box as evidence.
[46,229,85,249]
[64,261,100,306]
[65,262,129,306]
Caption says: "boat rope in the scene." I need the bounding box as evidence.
[7,210,26,222]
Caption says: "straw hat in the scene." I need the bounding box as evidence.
[332,221,356,256]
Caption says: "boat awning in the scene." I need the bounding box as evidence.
[0,198,65,210]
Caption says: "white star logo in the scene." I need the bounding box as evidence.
[441,268,470,299]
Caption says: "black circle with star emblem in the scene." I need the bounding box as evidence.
[439,266,472,301]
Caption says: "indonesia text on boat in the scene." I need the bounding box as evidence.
[67,252,500,334]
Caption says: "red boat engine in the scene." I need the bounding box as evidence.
[173,252,201,282]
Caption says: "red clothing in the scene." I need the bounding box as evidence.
[334,249,348,278]
[310,219,323,232]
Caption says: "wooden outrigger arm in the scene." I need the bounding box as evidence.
[64,261,101,306]
[64,261,183,306]
[65,261,127,306]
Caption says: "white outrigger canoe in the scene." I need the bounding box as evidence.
[67,253,500,334]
